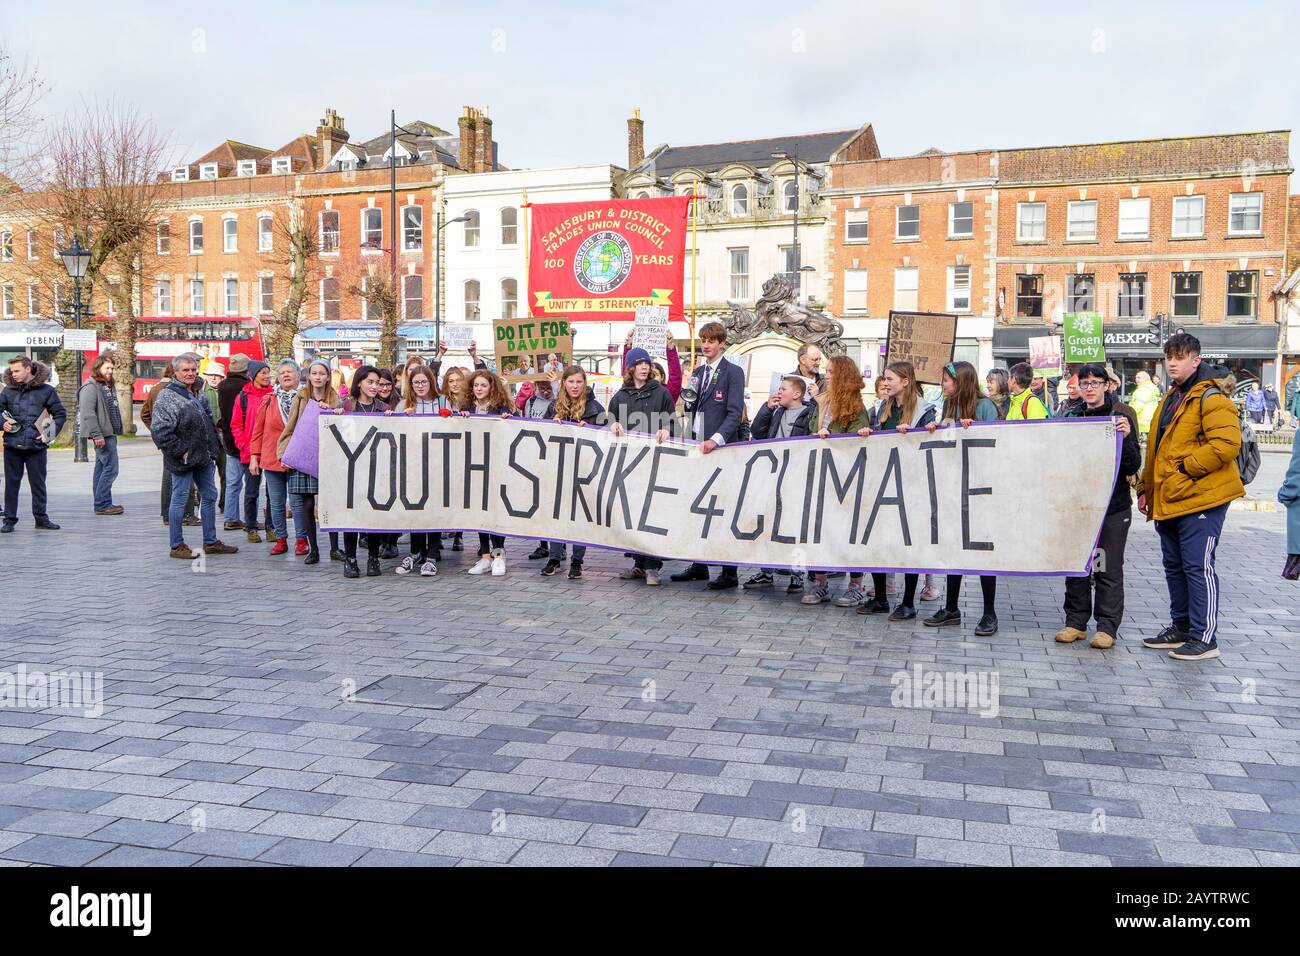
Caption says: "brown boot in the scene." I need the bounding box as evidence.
[1055,626,1087,644]
[203,540,239,555]
[1090,631,1116,649]
[170,544,200,560]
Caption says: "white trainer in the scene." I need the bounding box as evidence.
[394,555,416,576]
[491,550,506,576]
[420,560,437,577]
[467,557,492,575]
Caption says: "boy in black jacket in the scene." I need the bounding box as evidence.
[1055,363,1142,650]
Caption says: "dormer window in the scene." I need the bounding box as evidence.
[271,156,292,174]
[199,163,218,180]
[338,160,355,172]
[731,184,749,216]
[236,160,257,177]
[171,167,190,182]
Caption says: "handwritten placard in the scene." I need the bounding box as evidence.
[884,311,958,385]
[444,325,475,350]
[633,305,669,363]
[493,317,574,383]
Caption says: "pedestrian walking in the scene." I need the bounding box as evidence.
[77,353,126,515]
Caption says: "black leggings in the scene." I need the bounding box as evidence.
[478,533,505,555]
[343,531,380,561]
[946,575,997,616]
[409,532,442,561]
[874,572,918,607]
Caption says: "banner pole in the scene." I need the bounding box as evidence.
[690,181,699,370]
[521,189,531,321]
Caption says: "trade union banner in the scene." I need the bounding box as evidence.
[315,415,1121,576]
[527,197,690,323]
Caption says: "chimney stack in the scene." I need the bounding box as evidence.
[458,106,479,172]
[473,107,491,174]
[316,108,349,171]
[627,108,644,169]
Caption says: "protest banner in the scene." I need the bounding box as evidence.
[1063,312,1105,363]
[281,399,323,475]
[493,317,573,383]
[633,305,669,363]
[884,311,958,384]
[528,197,690,322]
[316,415,1120,576]
[444,325,474,350]
[1028,334,1063,380]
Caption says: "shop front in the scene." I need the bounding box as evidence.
[0,320,67,376]
[993,322,1280,401]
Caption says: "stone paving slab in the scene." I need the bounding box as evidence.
[0,447,1296,866]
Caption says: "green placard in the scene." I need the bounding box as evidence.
[1063,312,1105,364]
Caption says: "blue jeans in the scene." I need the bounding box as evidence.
[169,461,218,550]
[1156,502,1228,646]
[223,453,244,523]
[242,464,263,529]
[549,540,581,562]
[289,491,309,541]
[92,436,119,510]
[264,470,289,541]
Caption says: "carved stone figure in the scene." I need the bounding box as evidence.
[724,275,845,353]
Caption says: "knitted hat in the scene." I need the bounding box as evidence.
[625,347,652,369]
[228,353,249,373]
[246,359,269,382]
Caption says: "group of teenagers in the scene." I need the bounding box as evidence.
[149,322,1248,662]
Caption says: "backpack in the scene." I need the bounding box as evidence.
[1198,386,1260,485]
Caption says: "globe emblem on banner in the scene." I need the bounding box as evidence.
[574,231,633,294]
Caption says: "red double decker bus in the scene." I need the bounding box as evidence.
[82,316,267,401]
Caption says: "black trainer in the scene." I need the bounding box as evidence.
[540,559,561,576]
[528,543,550,560]
[1142,624,1190,650]
[343,558,360,579]
[568,561,583,580]
[451,533,464,552]
[670,564,710,582]
[366,557,382,577]
[1169,639,1220,661]
[924,608,961,627]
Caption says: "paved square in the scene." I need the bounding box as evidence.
[1,442,1297,866]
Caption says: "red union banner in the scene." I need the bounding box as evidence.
[528,196,690,322]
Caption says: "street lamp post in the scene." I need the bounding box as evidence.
[434,212,469,347]
[59,235,92,463]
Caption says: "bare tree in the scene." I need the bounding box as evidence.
[11,102,171,436]
[261,199,320,363]
[0,44,48,196]
[346,266,400,368]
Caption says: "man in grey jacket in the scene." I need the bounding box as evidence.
[77,353,126,515]
[1,356,66,532]
[149,352,239,559]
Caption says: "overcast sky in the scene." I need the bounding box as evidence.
[4,0,1299,171]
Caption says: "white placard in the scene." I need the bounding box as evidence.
[632,305,669,363]
[444,325,475,350]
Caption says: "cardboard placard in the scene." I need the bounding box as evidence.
[444,325,475,350]
[1028,334,1063,379]
[884,311,958,384]
[633,305,669,363]
[493,317,573,383]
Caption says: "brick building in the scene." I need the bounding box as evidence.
[0,105,501,368]
[827,131,1294,393]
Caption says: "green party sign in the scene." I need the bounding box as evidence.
[1063,312,1105,364]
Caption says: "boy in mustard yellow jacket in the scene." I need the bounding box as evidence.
[1137,333,1244,661]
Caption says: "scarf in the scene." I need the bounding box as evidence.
[274,383,297,423]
